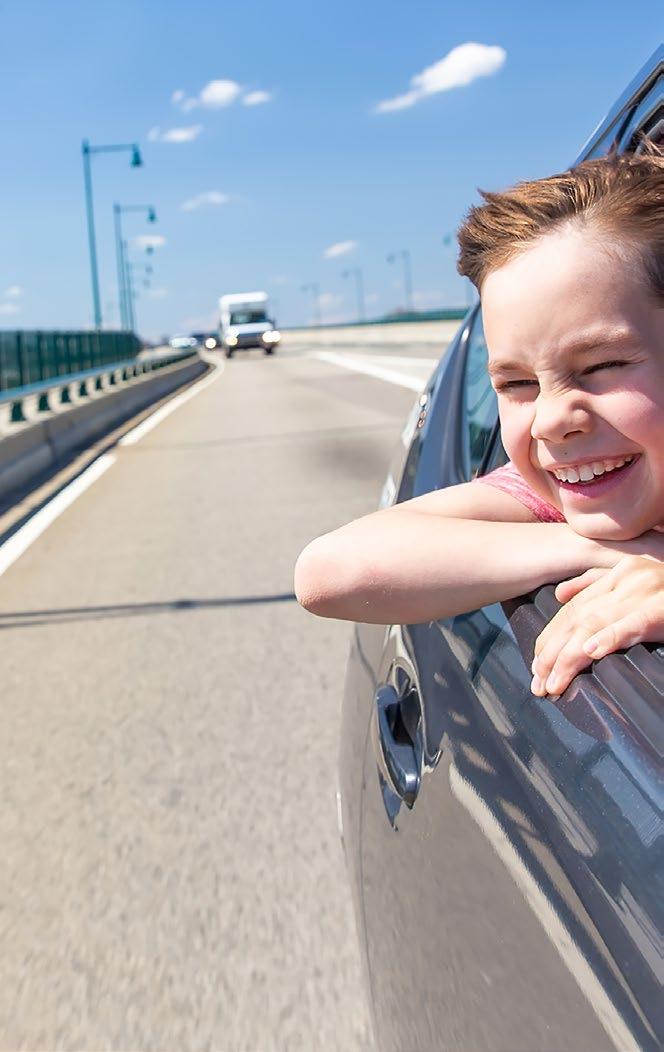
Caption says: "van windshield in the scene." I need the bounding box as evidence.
[229,309,268,325]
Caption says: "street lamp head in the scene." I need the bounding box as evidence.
[148,208,157,223]
[130,145,143,168]
[145,245,154,255]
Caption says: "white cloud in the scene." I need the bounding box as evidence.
[148,124,203,144]
[181,191,230,212]
[323,240,357,259]
[201,79,242,107]
[148,287,168,299]
[243,90,272,106]
[175,79,243,112]
[374,42,506,113]
[134,234,166,251]
[4,285,22,298]
[0,302,20,315]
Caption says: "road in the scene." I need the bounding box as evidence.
[0,341,443,1051]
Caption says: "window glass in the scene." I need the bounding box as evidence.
[463,311,498,477]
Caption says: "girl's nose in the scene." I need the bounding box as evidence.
[530,391,592,443]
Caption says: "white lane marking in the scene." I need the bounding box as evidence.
[119,358,224,446]
[347,354,439,366]
[449,763,640,1052]
[310,351,430,393]
[0,454,116,579]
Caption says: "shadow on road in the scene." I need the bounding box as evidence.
[0,591,297,630]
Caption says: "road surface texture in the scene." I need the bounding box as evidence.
[0,341,446,1050]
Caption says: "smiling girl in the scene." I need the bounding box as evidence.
[294,146,664,698]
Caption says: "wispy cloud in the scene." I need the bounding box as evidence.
[4,285,22,298]
[134,234,166,251]
[374,42,506,113]
[243,90,272,106]
[173,79,273,112]
[148,287,168,299]
[0,302,20,315]
[181,191,230,212]
[148,125,203,143]
[323,240,357,259]
[174,78,242,112]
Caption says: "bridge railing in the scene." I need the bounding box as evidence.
[0,330,142,392]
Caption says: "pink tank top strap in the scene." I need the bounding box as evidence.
[474,462,565,523]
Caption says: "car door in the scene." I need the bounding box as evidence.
[355,304,663,1052]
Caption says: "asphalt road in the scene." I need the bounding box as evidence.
[0,342,442,1051]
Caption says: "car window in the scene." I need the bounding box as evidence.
[462,311,498,478]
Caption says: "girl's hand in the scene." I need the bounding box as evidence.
[530,555,664,698]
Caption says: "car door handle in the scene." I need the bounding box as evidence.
[372,682,422,809]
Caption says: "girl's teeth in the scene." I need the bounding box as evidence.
[554,455,635,484]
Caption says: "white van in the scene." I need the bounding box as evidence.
[218,291,281,357]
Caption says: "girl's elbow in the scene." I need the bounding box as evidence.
[294,535,366,618]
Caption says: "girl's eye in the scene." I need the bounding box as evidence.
[495,378,538,392]
[582,359,629,375]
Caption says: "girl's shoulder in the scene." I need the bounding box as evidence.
[474,462,566,524]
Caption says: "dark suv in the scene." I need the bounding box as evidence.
[339,47,663,1052]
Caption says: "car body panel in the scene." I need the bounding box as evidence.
[339,48,663,1052]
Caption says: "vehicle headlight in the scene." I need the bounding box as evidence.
[227,335,238,346]
[263,330,281,343]
[205,337,217,349]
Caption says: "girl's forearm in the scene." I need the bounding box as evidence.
[294,513,628,624]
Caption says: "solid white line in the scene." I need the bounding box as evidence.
[310,351,429,392]
[119,358,224,446]
[449,763,639,1052]
[0,454,116,579]
[347,354,439,367]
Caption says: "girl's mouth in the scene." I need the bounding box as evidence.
[550,454,640,498]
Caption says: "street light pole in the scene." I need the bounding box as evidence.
[123,240,137,333]
[81,139,143,329]
[301,282,321,326]
[342,267,365,322]
[113,204,157,332]
[387,249,413,313]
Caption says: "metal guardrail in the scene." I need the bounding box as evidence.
[0,349,198,426]
[284,308,469,333]
[0,330,142,393]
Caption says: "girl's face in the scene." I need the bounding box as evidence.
[481,225,664,541]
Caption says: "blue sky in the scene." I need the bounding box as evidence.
[1,1,661,339]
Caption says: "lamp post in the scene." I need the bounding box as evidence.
[386,249,413,313]
[82,139,143,329]
[442,232,473,309]
[342,266,365,323]
[113,204,157,330]
[301,282,321,327]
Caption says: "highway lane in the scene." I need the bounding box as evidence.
[0,340,444,1050]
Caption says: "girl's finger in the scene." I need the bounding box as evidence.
[583,610,650,659]
[554,568,606,604]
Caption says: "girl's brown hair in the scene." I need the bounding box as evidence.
[457,142,664,300]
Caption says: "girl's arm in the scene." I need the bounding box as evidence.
[294,483,663,624]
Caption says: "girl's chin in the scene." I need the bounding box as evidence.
[565,512,645,543]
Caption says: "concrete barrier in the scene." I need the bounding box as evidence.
[281,319,465,348]
[0,354,208,505]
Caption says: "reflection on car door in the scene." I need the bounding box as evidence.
[357,310,663,1052]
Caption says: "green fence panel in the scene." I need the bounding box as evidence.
[0,330,141,393]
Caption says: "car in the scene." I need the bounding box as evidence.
[338,46,663,1052]
[168,334,198,351]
